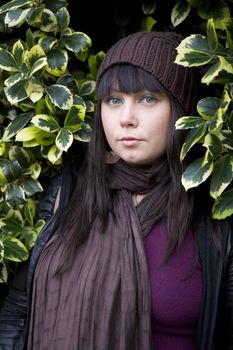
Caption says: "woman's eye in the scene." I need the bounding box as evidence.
[107,96,121,105]
[142,95,157,104]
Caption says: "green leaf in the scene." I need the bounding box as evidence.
[29,162,41,180]
[30,57,47,76]
[64,105,85,132]
[79,80,95,96]
[0,217,23,235]
[219,130,233,150]
[3,237,29,262]
[212,189,233,219]
[12,40,25,67]
[56,128,73,151]
[0,0,33,14]
[206,18,218,51]
[26,45,45,70]
[46,84,73,110]
[25,3,45,25]
[23,198,36,225]
[175,116,205,129]
[182,154,214,190]
[39,8,57,32]
[4,72,24,87]
[210,155,233,199]
[203,133,222,157]
[9,145,31,166]
[0,242,4,263]
[25,81,44,103]
[74,122,91,142]
[16,125,55,145]
[2,112,32,141]
[0,48,19,72]
[180,123,207,160]
[171,1,191,27]
[6,184,25,207]
[38,36,57,52]
[46,48,68,77]
[5,8,30,27]
[48,144,63,164]
[61,32,92,54]
[56,6,70,30]
[197,97,221,119]
[0,262,8,282]
[202,57,233,84]
[175,34,225,67]
[0,159,22,182]
[224,18,233,50]
[22,178,43,196]
[31,114,60,132]
[4,79,28,104]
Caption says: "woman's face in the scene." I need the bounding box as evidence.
[101,89,171,166]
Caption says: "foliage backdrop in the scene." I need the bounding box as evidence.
[0,0,232,293]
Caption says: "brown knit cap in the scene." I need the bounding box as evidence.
[96,31,197,115]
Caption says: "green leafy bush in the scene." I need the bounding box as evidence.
[0,0,103,284]
[173,0,233,219]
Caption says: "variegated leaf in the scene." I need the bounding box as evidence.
[79,80,96,96]
[74,122,91,142]
[31,114,60,132]
[9,145,31,166]
[46,49,68,77]
[39,8,57,32]
[38,36,58,52]
[212,189,233,219]
[210,155,233,199]
[0,0,33,14]
[175,116,205,130]
[25,81,44,103]
[180,123,207,160]
[182,155,214,191]
[0,261,7,282]
[0,159,22,182]
[5,8,30,27]
[29,57,47,76]
[6,183,25,206]
[23,198,36,225]
[4,72,24,87]
[3,237,29,262]
[171,1,191,27]
[0,48,19,72]
[22,178,43,196]
[4,79,28,104]
[64,105,86,132]
[202,56,233,84]
[26,45,45,69]
[48,144,63,164]
[2,112,32,141]
[197,97,221,119]
[0,241,4,263]
[29,162,41,180]
[56,128,73,151]
[207,18,218,51]
[46,84,73,110]
[61,32,92,54]
[203,133,222,157]
[12,40,25,67]
[56,6,70,30]
[0,217,23,235]
[175,34,225,67]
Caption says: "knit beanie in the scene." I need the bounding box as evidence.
[96,31,197,115]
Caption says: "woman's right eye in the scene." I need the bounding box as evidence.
[106,96,121,105]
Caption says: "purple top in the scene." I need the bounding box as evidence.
[144,223,202,350]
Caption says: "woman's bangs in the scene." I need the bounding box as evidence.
[97,65,167,99]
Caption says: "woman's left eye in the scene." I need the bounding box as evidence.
[142,95,157,104]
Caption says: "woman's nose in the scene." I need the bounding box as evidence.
[120,104,138,127]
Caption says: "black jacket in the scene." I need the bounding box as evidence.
[0,159,233,350]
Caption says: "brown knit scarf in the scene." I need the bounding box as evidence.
[27,160,156,350]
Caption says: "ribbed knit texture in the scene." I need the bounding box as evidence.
[96,31,197,115]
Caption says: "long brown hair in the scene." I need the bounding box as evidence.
[56,65,214,268]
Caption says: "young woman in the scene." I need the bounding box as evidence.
[0,31,232,350]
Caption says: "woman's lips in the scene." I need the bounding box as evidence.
[120,136,141,147]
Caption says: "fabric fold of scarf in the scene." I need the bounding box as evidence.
[27,160,153,350]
